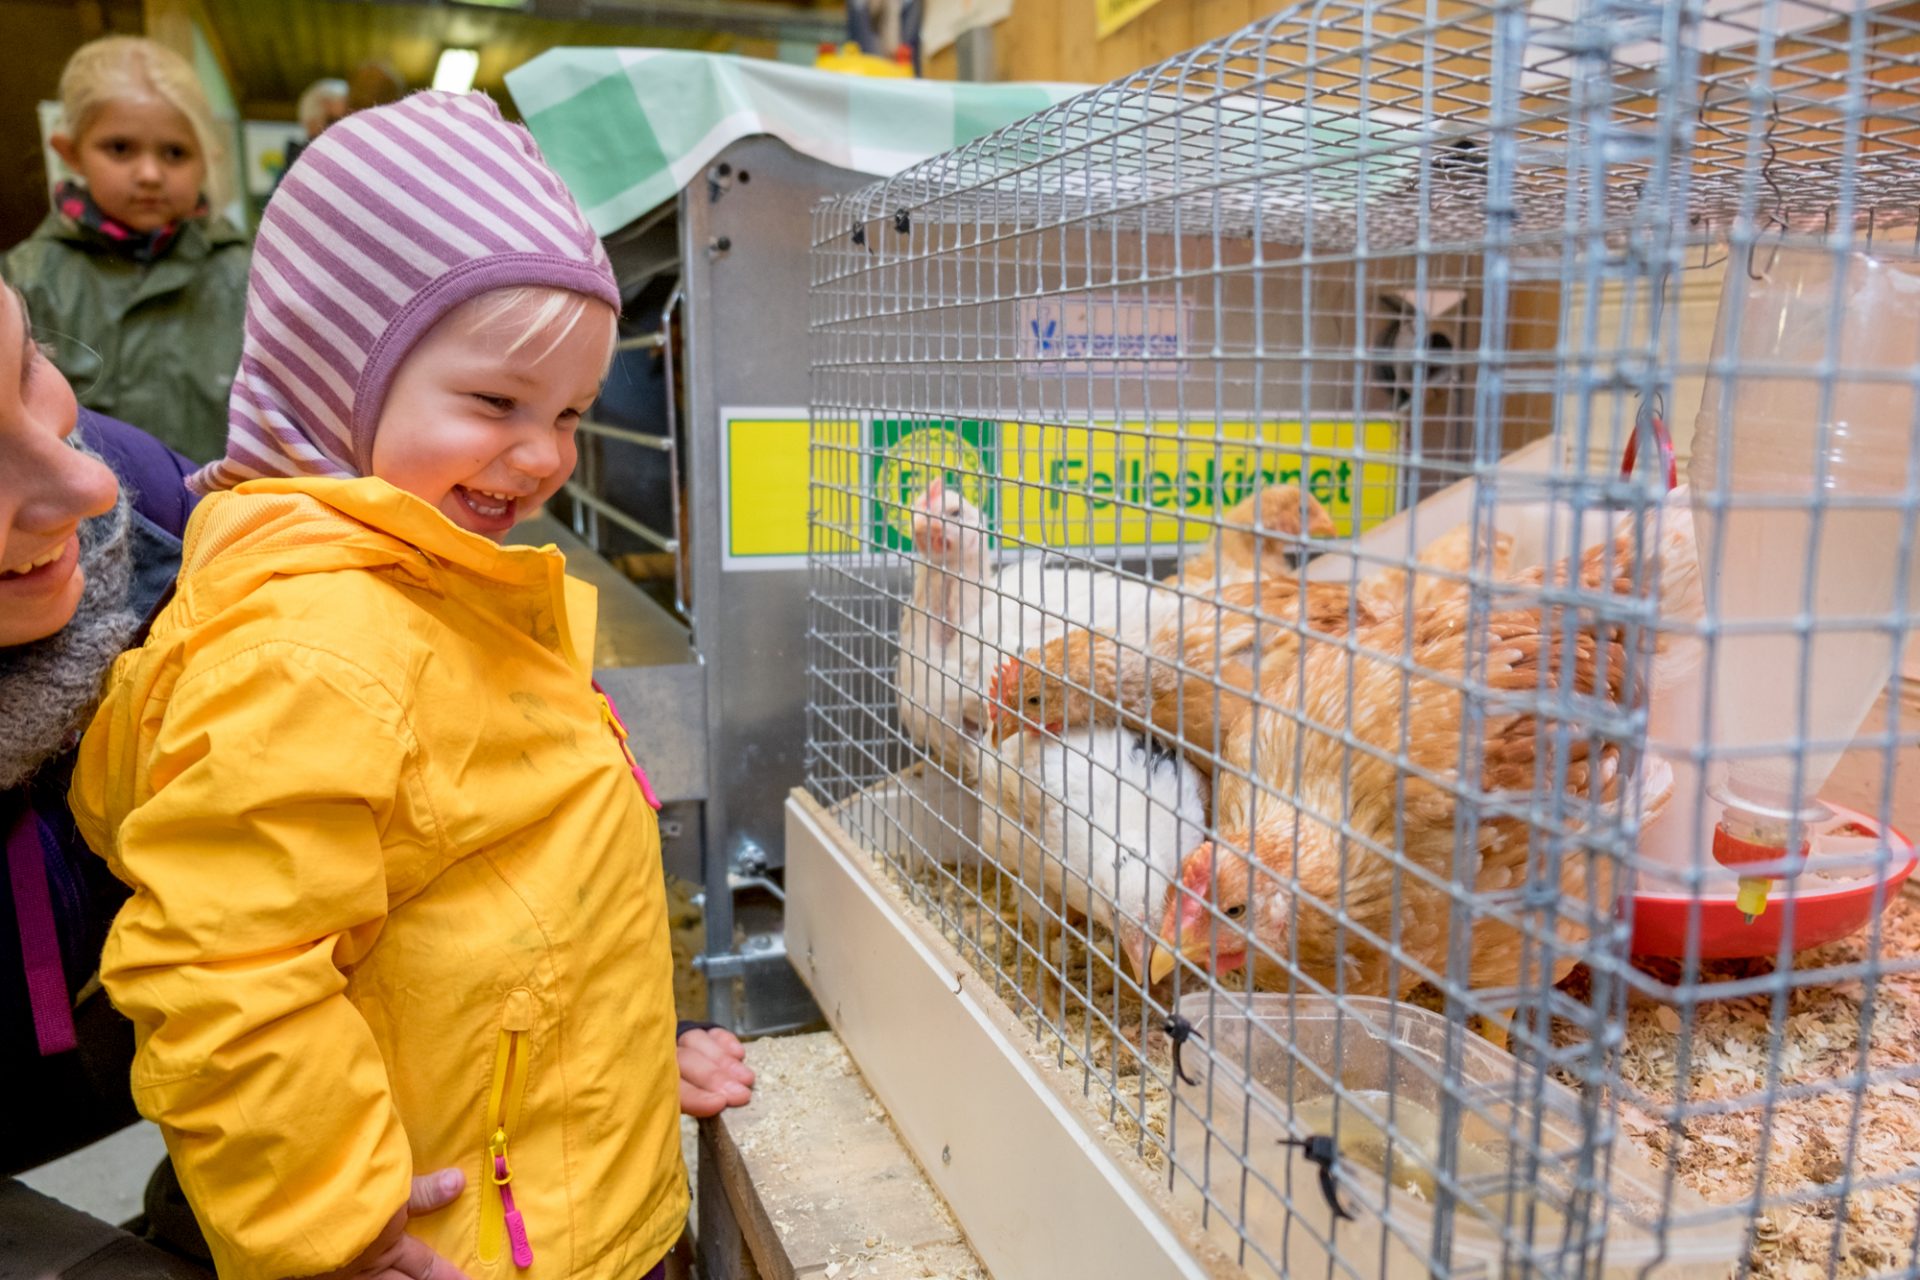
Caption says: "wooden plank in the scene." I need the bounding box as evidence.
[1192,0,1255,47]
[697,1119,767,1280]
[784,791,1239,1280]
[718,1033,981,1279]
[699,1111,788,1280]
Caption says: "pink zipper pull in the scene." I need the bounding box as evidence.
[591,682,662,810]
[493,1147,535,1267]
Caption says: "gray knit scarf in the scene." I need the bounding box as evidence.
[0,439,138,791]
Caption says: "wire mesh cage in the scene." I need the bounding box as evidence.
[805,2,1920,1276]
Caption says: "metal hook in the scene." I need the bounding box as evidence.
[1746,95,1788,281]
[1163,1012,1201,1086]
[1278,1134,1355,1222]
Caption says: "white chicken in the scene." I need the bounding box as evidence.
[895,478,1173,781]
[977,723,1209,987]
[896,478,1337,781]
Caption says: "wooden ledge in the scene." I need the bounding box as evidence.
[696,1032,985,1280]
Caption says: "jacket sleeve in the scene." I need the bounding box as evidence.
[87,641,418,1280]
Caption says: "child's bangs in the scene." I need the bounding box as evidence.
[462,286,616,369]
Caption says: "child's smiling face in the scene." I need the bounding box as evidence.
[371,291,613,541]
[55,96,206,232]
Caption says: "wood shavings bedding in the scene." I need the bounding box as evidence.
[882,839,1920,1279]
[1581,879,1920,1279]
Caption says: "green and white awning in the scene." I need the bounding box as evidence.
[507,48,1083,236]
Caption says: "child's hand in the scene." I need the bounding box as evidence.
[299,1168,471,1280]
[678,1026,754,1117]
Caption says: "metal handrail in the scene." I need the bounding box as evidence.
[560,481,677,553]
[579,419,672,451]
[658,282,689,617]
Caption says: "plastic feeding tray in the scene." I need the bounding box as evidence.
[1167,995,1740,1280]
[1630,805,1916,961]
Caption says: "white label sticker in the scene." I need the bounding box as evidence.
[1017,298,1187,377]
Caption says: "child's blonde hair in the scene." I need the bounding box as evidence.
[59,36,229,210]
[462,286,619,370]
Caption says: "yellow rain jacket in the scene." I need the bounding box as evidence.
[71,476,688,1280]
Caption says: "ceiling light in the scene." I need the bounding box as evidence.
[433,48,481,94]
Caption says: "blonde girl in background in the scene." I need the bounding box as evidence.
[3,36,248,464]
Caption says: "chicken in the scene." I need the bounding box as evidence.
[1169,483,1339,589]
[1149,516,1696,1047]
[1350,519,1516,619]
[896,479,1337,779]
[894,478,1159,778]
[990,521,1513,770]
[987,578,1382,773]
[977,724,1209,988]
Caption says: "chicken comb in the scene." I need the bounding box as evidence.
[988,654,1021,710]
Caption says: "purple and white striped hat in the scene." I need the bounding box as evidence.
[189,90,619,494]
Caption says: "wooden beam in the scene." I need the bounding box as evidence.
[141,0,238,92]
[75,0,107,39]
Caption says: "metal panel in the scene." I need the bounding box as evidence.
[679,135,873,1026]
[593,664,709,804]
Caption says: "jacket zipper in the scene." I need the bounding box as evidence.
[593,684,661,810]
[479,990,536,1268]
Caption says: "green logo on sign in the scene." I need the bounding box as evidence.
[869,419,998,552]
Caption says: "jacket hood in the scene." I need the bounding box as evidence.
[177,477,597,672]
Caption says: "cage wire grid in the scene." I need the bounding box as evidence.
[804,2,1920,1277]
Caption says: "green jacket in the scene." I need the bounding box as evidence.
[3,214,250,464]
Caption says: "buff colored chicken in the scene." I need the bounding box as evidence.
[1150,510,1700,1047]
[897,479,1338,779]
[991,518,1515,772]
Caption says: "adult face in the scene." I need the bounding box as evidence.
[0,286,119,647]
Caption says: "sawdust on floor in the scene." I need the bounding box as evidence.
[728,1033,988,1279]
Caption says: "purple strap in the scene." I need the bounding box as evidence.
[7,808,77,1056]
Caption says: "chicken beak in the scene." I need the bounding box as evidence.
[1147,893,1186,984]
[1147,944,1177,985]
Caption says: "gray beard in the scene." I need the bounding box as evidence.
[0,455,138,792]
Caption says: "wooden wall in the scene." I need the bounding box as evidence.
[925,0,1266,85]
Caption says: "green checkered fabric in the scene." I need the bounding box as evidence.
[508,49,1081,235]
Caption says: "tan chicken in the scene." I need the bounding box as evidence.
[1169,483,1340,588]
[990,519,1515,771]
[898,481,1339,780]
[1148,518,1695,1047]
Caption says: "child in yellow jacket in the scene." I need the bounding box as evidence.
[71,91,752,1280]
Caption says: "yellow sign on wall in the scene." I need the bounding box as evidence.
[996,418,1399,546]
[1095,0,1172,39]
[724,410,1401,567]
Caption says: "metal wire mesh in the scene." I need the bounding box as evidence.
[805,3,1920,1277]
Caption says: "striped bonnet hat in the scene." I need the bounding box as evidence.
[190,90,619,494]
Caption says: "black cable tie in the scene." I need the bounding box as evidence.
[893,209,912,234]
[1279,1134,1354,1221]
[1163,1013,1201,1086]
[851,225,866,246]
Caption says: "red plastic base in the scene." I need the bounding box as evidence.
[1711,823,1809,871]
[1630,808,1915,960]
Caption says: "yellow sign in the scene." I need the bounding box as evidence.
[998,418,1399,545]
[726,411,1401,565]
[1095,0,1172,39]
[725,412,860,565]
